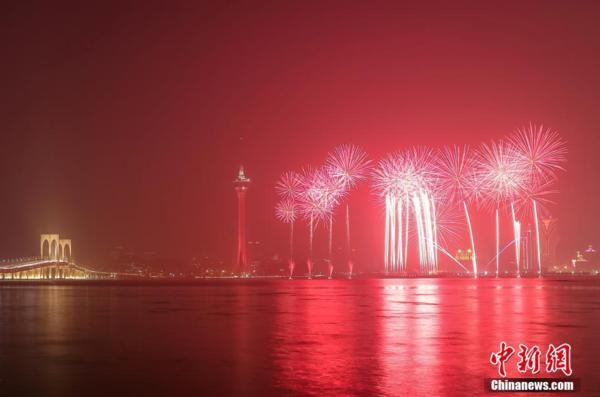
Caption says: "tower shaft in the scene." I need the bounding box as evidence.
[235,187,248,272]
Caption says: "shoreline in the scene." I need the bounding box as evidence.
[0,274,598,287]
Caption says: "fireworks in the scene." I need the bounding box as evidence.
[510,124,567,185]
[272,124,567,278]
[275,171,304,201]
[510,124,567,276]
[435,145,479,277]
[298,167,344,223]
[514,178,558,218]
[275,198,297,278]
[275,199,297,224]
[476,140,527,277]
[275,173,303,278]
[477,140,525,205]
[436,145,477,202]
[296,167,346,278]
[326,144,371,189]
[326,145,371,277]
[372,148,439,273]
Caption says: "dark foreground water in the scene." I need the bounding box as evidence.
[0,278,599,396]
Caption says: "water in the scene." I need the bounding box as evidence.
[0,278,598,396]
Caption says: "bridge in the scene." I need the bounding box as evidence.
[0,258,120,280]
[0,234,137,280]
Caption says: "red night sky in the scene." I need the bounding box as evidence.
[2,1,599,270]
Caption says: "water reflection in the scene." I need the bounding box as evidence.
[0,279,598,396]
[273,281,383,395]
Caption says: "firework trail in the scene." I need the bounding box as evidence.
[436,145,480,277]
[321,173,346,278]
[432,198,462,250]
[275,172,304,278]
[298,167,343,278]
[275,198,297,278]
[373,153,405,272]
[477,140,525,277]
[372,148,439,273]
[326,144,371,277]
[510,124,567,276]
[298,168,322,279]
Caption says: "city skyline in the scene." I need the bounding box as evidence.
[2,2,600,270]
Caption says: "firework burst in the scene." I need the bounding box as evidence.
[436,146,477,202]
[298,167,344,223]
[275,171,304,201]
[275,198,297,224]
[476,139,528,276]
[510,123,567,185]
[326,144,371,189]
[274,123,566,278]
[372,148,440,273]
[275,196,299,278]
[326,144,371,277]
[436,145,479,276]
[297,167,345,278]
[510,124,567,276]
[476,140,525,206]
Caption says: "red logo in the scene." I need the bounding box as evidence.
[490,342,572,377]
[490,342,515,378]
[546,343,573,376]
[517,344,541,374]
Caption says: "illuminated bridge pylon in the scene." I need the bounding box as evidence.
[40,233,72,262]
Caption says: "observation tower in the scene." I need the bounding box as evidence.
[234,165,251,273]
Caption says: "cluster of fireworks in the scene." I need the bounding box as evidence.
[372,147,441,274]
[276,145,370,278]
[275,124,566,278]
